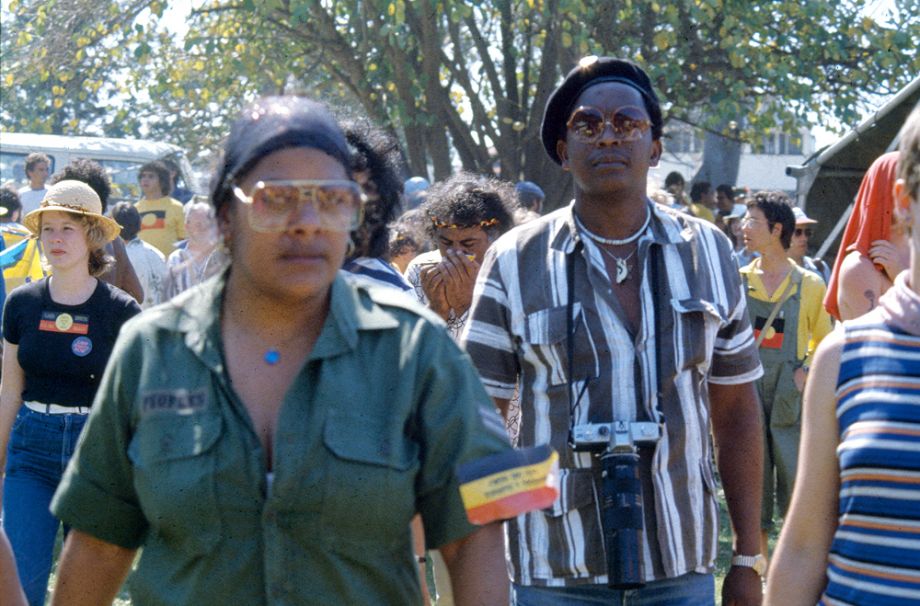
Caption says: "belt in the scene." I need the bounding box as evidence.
[24,401,91,415]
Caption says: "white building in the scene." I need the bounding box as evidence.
[651,120,816,192]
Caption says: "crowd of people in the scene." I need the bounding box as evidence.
[0,54,917,606]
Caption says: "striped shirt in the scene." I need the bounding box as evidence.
[461,201,763,586]
[343,256,412,291]
[821,313,920,605]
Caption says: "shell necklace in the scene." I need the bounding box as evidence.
[575,210,649,283]
[575,208,651,246]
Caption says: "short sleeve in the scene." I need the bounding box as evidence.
[708,234,763,385]
[460,246,520,399]
[413,321,511,548]
[51,322,148,549]
[2,289,23,345]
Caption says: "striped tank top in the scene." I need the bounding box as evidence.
[820,314,920,605]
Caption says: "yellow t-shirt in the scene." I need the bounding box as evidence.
[740,257,832,366]
[135,196,186,256]
[689,203,716,223]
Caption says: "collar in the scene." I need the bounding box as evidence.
[741,257,801,298]
[168,267,400,373]
[552,199,696,254]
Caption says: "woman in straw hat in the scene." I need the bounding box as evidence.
[47,97,514,605]
[0,180,141,606]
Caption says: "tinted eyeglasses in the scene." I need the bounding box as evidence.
[233,180,364,233]
[794,228,813,237]
[565,105,651,144]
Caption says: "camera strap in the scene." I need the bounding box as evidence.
[649,243,664,408]
[566,245,589,420]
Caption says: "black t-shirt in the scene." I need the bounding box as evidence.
[3,278,141,408]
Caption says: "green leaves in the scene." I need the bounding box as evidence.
[2,0,917,194]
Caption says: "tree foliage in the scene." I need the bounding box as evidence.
[2,0,918,207]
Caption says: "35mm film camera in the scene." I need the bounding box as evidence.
[571,421,662,589]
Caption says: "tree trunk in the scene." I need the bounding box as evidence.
[692,126,742,187]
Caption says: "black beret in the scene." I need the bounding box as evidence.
[540,56,662,165]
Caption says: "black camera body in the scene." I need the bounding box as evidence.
[570,421,661,589]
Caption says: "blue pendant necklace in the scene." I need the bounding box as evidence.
[264,349,281,365]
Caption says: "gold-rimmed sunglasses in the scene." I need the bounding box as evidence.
[565,105,652,144]
[233,180,364,233]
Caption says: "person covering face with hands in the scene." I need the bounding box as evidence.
[405,172,516,338]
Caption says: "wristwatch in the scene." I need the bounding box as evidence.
[731,554,767,576]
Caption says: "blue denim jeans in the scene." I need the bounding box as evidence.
[512,572,715,606]
[3,406,87,606]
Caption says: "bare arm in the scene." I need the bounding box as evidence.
[50,530,135,606]
[837,251,891,321]
[765,330,842,605]
[0,341,25,481]
[410,515,431,603]
[100,238,144,303]
[709,380,764,606]
[438,523,507,606]
[0,528,26,606]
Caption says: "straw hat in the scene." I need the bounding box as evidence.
[23,180,122,242]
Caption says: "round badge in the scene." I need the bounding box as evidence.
[55,313,74,332]
[71,336,93,357]
[141,213,157,226]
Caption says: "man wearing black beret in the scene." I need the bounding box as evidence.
[463,56,765,604]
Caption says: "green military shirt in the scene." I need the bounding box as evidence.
[52,270,511,605]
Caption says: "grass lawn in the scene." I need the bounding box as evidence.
[46,488,776,605]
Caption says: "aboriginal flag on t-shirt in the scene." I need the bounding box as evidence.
[457,445,559,525]
[753,315,785,349]
[139,210,166,231]
[39,311,90,334]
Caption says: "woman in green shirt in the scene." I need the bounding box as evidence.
[49,97,511,605]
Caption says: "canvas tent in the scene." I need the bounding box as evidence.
[787,76,920,260]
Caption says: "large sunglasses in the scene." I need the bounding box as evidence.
[565,105,652,143]
[794,228,813,237]
[233,180,364,233]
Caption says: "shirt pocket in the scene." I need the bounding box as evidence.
[128,412,223,555]
[524,303,598,387]
[537,467,605,577]
[321,407,418,548]
[670,298,724,373]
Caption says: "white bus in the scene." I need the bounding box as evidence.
[0,132,200,205]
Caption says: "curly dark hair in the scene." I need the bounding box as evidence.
[664,171,684,189]
[689,181,711,203]
[342,119,404,259]
[49,159,112,212]
[745,190,796,249]
[388,208,430,259]
[111,201,141,241]
[422,172,516,242]
[138,160,171,197]
[0,186,21,220]
[716,184,734,200]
